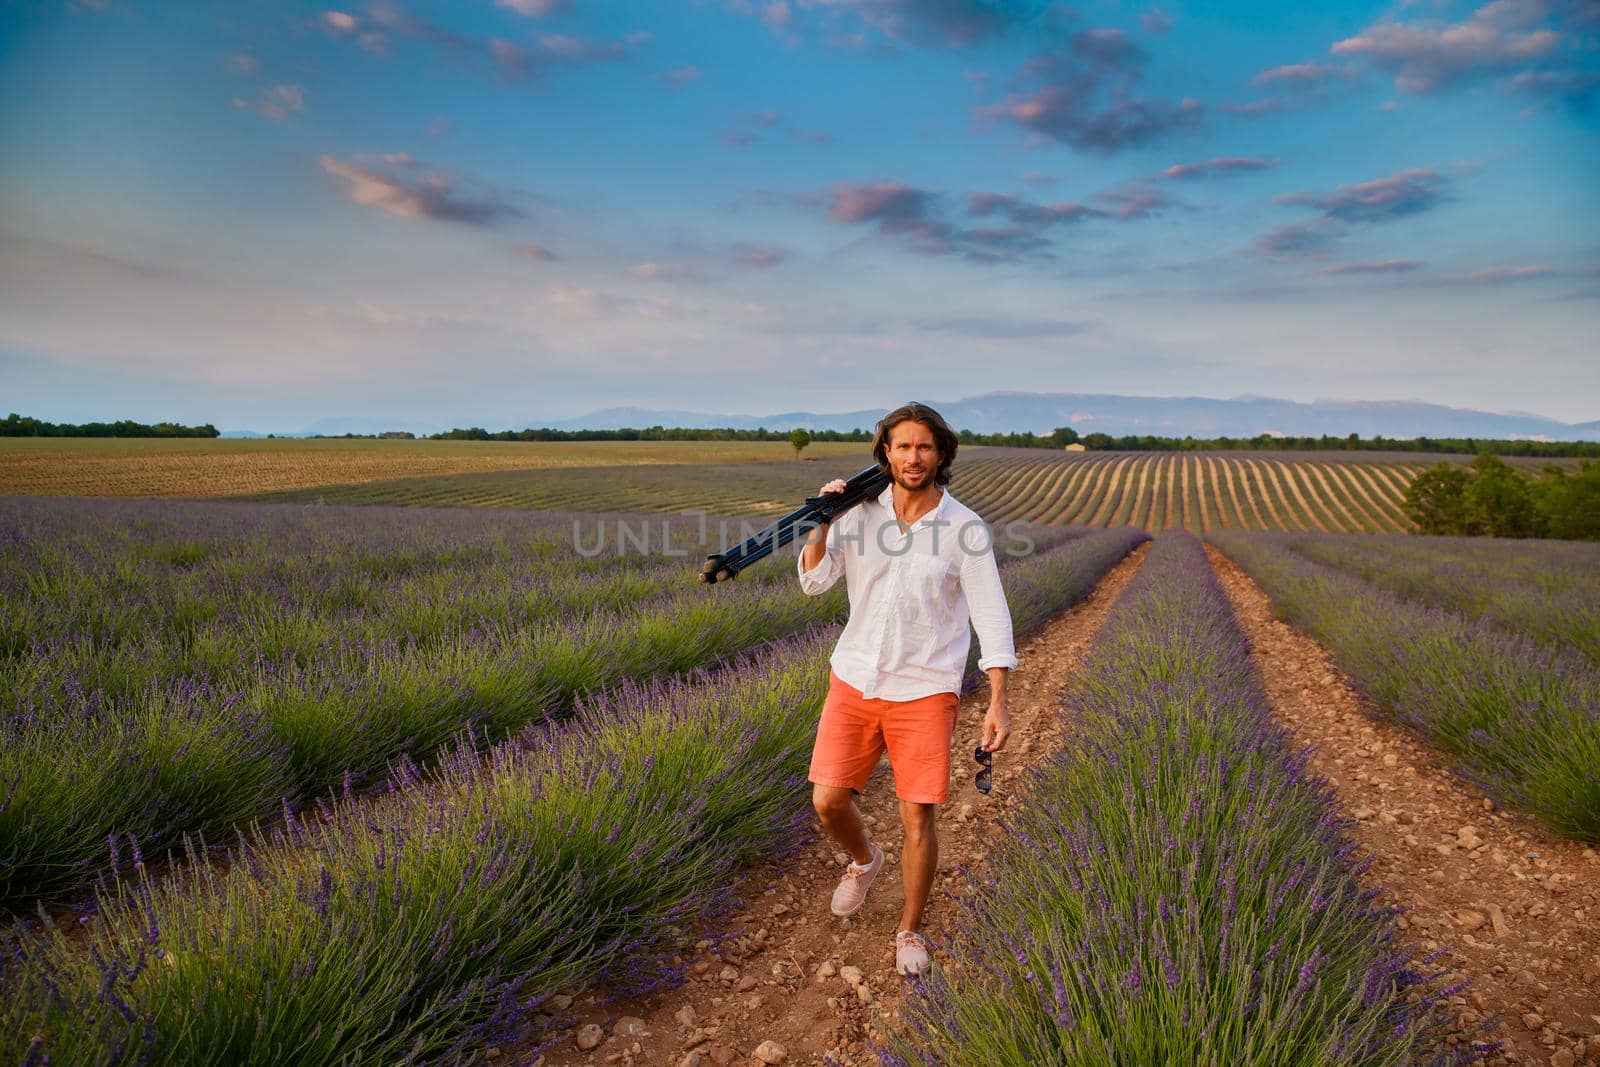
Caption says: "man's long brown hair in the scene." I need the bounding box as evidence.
[871,402,959,487]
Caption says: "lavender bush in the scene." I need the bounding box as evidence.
[888,532,1463,1066]
[1264,533,1600,663]
[1211,532,1600,841]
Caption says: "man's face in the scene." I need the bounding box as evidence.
[886,421,940,491]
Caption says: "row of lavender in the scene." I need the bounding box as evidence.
[1259,532,1600,663]
[1210,532,1600,842]
[889,532,1463,1066]
[1,498,739,677]
[0,523,1146,1063]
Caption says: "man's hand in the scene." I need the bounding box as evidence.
[981,700,1010,753]
[980,665,1010,752]
[802,479,848,547]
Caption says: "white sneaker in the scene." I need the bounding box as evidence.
[895,929,931,976]
[829,843,883,917]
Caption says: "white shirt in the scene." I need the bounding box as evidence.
[796,483,1017,701]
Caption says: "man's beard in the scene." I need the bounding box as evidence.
[895,464,934,489]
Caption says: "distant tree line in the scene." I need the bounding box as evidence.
[1404,454,1600,540]
[307,432,416,439]
[1063,430,1600,458]
[427,424,1600,457]
[1,413,219,438]
[11,412,1595,457]
[429,425,875,443]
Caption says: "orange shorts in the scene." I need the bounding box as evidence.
[808,670,960,805]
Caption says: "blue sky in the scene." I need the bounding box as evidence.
[1,0,1597,432]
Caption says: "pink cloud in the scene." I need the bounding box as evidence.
[1254,61,1340,86]
[1251,220,1339,260]
[1092,182,1171,219]
[828,182,931,225]
[661,66,702,88]
[1311,167,1451,223]
[980,46,1204,153]
[967,192,1103,225]
[495,0,568,16]
[319,154,519,225]
[628,262,708,283]
[1313,259,1424,275]
[320,3,640,81]
[1449,265,1556,283]
[1161,157,1277,180]
[734,244,791,268]
[1220,98,1292,115]
[1331,1,1563,94]
[233,84,306,121]
[514,243,557,261]
[1250,167,1454,261]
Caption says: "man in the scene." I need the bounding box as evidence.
[797,401,1015,977]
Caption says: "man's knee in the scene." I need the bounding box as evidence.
[813,784,854,821]
[898,800,937,844]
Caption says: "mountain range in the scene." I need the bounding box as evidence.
[533,393,1600,442]
[223,393,1600,442]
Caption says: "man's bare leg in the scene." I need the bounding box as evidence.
[897,799,938,932]
[813,784,873,865]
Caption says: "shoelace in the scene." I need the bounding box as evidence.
[896,931,927,951]
[843,852,878,881]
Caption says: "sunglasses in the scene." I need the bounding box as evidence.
[973,745,993,795]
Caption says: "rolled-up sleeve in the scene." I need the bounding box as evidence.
[797,520,844,596]
[961,538,1017,671]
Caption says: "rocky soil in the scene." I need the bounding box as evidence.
[1209,545,1600,1067]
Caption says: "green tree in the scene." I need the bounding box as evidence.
[1532,461,1600,540]
[1402,463,1474,535]
[1050,425,1080,446]
[788,427,812,459]
[1082,432,1113,451]
[1464,453,1542,538]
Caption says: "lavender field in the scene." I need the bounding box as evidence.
[888,532,1464,1066]
[7,488,1594,1064]
[0,496,1086,907]
[0,498,1142,1063]
[1210,531,1600,841]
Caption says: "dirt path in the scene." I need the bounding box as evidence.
[530,545,1150,1067]
[1207,545,1600,1067]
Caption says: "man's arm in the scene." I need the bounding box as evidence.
[798,478,849,595]
[960,531,1017,751]
[982,665,1009,752]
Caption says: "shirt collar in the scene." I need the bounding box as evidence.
[875,482,948,524]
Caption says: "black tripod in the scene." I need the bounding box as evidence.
[697,464,890,583]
